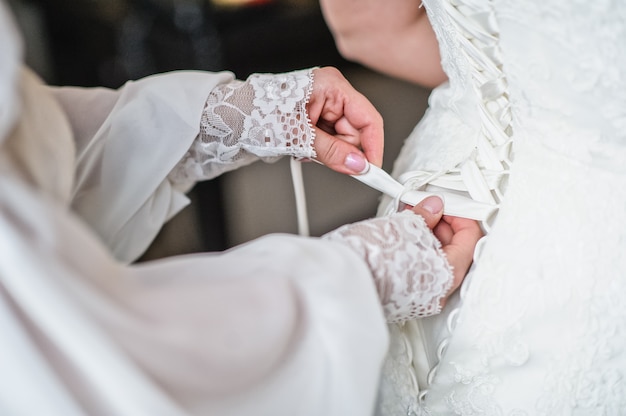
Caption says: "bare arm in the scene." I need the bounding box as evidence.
[320,0,446,88]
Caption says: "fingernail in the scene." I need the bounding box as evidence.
[344,153,368,174]
[422,195,444,215]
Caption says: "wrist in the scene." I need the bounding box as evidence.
[240,68,317,159]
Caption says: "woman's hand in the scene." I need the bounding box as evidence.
[323,195,482,322]
[307,67,384,175]
[410,199,484,307]
[434,216,483,302]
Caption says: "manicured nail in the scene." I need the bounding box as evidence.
[422,195,444,215]
[344,152,368,174]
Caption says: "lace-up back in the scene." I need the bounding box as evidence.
[378,0,626,414]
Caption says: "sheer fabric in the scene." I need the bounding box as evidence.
[52,70,233,263]
[170,69,316,186]
[323,211,453,324]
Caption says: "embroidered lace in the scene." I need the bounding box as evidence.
[169,69,316,186]
[379,0,626,414]
[430,1,626,414]
[322,210,454,324]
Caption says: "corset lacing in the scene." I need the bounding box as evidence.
[397,0,515,411]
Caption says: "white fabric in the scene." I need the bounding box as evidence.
[51,70,233,263]
[0,3,391,414]
[354,163,497,221]
[378,0,626,414]
[0,171,389,415]
[323,210,453,324]
[170,69,316,187]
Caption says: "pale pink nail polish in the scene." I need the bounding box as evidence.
[344,153,368,173]
[422,195,444,214]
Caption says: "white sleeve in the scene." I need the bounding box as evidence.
[126,235,388,416]
[0,180,388,416]
[48,71,235,263]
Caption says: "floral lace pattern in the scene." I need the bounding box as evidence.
[323,210,454,324]
[376,323,423,416]
[495,1,626,172]
[389,0,626,414]
[169,69,315,185]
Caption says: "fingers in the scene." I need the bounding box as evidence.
[333,116,363,147]
[340,92,385,167]
[308,67,384,173]
[433,220,453,245]
[313,128,369,174]
[447,217,484,251]
[409,196,444,229]
[441,216,483,292]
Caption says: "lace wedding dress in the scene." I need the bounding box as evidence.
[377,0,626,414]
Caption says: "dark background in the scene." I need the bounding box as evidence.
[8,0,430,258]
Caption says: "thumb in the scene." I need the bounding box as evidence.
[410,195,444,229]
[313,129,369,174]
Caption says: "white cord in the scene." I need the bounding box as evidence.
[290,157,310,237]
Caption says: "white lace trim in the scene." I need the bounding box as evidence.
[323,210,454,324]
[169,69,316,185]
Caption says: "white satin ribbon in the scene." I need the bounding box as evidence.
[352,163,497,221]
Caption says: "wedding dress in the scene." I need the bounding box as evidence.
[377,0,626,414]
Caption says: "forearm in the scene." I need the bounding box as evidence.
[320,0,446,87]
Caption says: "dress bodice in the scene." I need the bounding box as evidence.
[378,1,626,415]
[391,0,626,182]
[495,1,626,173]
[384,0,515,226]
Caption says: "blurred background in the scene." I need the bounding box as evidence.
[7,0,431,259]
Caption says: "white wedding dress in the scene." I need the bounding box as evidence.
[378,0,626,414]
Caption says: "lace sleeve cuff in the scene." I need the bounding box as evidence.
[169,69,316,185]
[322,211,454,323]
